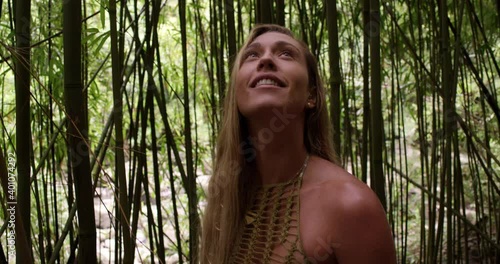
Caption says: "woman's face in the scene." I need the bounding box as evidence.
[235,32,310,119]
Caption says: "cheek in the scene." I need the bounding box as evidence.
[300,69,310,87]
[288,64,309,87]
[292,70,310,95]
[289,73,310,109]
[235,85,249,111]
[234,69,252,108]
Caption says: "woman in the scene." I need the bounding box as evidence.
[201,24,396,264]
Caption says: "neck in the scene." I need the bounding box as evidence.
[245,111,308,185]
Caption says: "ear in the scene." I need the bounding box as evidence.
[306,88,317,109]
[306,99,316,109]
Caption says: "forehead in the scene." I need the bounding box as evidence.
[248,32,302,50]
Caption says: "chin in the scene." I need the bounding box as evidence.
[239,103,283,118]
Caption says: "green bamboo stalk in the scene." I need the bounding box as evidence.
[109,0,132,261]
[326,0,342,159]
[63,0,97,261]
[14,0,33,260]
[179,0,200,261]
[369,0,387,211]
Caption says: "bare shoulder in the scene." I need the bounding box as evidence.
[303,156,378,207]
[301,156,397,264]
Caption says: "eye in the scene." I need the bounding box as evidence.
[279,50,293,58]
[243,51,259,60]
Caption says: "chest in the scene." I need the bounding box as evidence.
[299,187,340,264]
[230,182,339,263]
[231,180,306,263]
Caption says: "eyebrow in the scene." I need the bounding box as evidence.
[245,40,301,53]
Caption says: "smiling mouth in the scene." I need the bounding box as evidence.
[252,78,286,88]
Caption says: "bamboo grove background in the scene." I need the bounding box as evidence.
[0,0,498,263]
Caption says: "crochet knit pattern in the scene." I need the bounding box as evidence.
[230,155,310,263]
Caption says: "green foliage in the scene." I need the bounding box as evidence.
[0,0,498,262]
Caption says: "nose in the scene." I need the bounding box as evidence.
[257,52,276,71]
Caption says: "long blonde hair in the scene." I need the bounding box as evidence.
[200,24,337,264]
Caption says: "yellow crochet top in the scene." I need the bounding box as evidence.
[230,156,310,263]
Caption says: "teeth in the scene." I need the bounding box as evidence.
[256,78,279,87]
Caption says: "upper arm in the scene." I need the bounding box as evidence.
[328,180,397,264]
